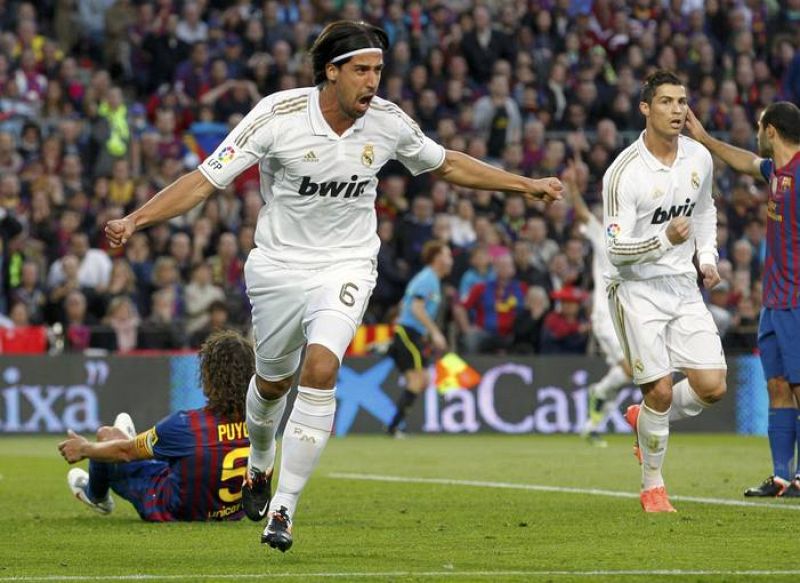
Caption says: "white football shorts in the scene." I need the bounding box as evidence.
[607,274,727,385]
[245,249,377,380]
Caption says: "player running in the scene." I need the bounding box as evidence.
[58,330,253,521]
[104,20,562,551]
[603,70,727,512]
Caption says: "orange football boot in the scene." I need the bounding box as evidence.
[640,486,677,513]
[624,404,643,464]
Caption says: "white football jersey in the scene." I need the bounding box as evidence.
[602,132,718,282]
[199,87,446,268]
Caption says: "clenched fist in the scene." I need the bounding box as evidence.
[105,217,136,248]
[666,216,691,245]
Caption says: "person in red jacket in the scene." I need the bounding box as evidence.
[540,286,590,354]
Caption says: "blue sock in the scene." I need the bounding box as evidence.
[768,408,796,480]
[87,460,112,501]
[796,413,800,478]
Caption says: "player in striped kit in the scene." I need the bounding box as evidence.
[603,71,727,512]
[686,101,800,497]
[58,331,253,521]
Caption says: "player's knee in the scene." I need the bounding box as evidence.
[406,370,428,393]
[705,375,727,403]
[644,381,673,411]
[767,377,792,404]
[96,426,114,441]
[255,374,292,400]
[299,345,340,389]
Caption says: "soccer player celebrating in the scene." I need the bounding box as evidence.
[386,240,453,437]
[686,101,800,497]
[58,330,253,521]
[603,70,727,512]
[562,161,633,447]
[104,21,562,551]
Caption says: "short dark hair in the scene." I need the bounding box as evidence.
[421,239,447,265]
[640,70,684,105]
[309,20,389,85]
[199,330,253,422]
[760,101,800,145]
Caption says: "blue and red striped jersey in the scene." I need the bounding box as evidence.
[760,152,800,309]
[143,408,250,521]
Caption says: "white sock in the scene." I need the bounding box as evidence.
[270,386,336,517]
[246,376,287,472]
[638,403,670,491]
[593,364,631,401]
[669,378,708,422]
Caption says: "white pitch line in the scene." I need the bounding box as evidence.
[328,472,800,511]
[5,571,800,581]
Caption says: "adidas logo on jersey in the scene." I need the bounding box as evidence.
[650,198,696,224]
[298,175,370,198]
[303,150,319,162]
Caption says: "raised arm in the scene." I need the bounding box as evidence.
[685,108,764,179]
[433,150,563,203]
[105,170,217,247]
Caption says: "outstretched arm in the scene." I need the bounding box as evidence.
[684,109,764,179]
[432,150,563,203]
[105,170,217,247]
[58,429,152,464]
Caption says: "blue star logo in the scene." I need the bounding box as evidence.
[335,358,397,435]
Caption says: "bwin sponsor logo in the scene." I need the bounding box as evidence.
[651,198,696,224]
[298,175,369,198]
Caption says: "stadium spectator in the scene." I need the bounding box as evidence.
[185,262,225,335]
[540,286,590,354]
[512,285,550,354]
[454,253,526,354]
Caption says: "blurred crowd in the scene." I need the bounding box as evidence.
[0,0,798,354]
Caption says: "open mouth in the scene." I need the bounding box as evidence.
[358,95,374,107]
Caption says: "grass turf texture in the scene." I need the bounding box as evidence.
[0,434,795,582]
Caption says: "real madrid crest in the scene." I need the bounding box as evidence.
[691,171,700,190]
[361,144,374,167]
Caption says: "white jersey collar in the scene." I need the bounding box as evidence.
[636,130,688,172]
[309,86,366,139]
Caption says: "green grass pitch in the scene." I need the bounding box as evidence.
[1,434,797,582]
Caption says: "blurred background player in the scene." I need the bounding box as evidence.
[58,330,252,521]
[686,102,800,497]
[604,71,727,512]
[387,240,453,437]
[563,161,633,447]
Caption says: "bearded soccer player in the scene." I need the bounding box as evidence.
[103,20,562,551]
[58,331,253,521]
[686,101,800,498]
[603,70,727,512]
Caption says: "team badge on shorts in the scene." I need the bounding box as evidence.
[691,171,700,190]
[361,144,374,167]
[633,359,644,375]
[607,223,621,238]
